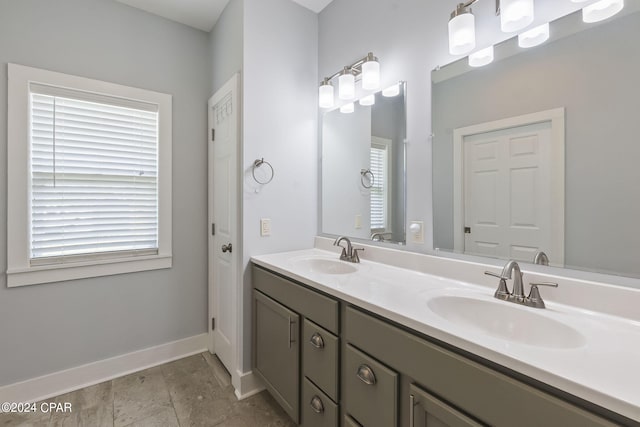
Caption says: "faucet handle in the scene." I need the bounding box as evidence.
[484,271,506,279]
[352,248,365,263]
[526,282,558,309]
[529,282,558,288]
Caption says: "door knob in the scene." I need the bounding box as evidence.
[222,243,232,253]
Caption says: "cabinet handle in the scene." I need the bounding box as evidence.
[309,332,325,349]
[288,317,296,348]
[310,395,324,414]
[356,364,376,385]
[409,394,416,427]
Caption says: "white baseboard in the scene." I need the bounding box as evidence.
[233,370,264,400]
[0,333,208,404]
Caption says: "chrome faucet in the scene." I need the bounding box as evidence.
[501,260,525,303]
[533,251,549,266]
[333,236,364,263]
[485,260,558,309]
[371,232,385,242]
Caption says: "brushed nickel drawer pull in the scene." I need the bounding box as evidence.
[310,395,324,414]
[357,364,376,385]
[409,394,416,427]
[309,332,325,349]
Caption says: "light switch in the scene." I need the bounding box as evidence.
[260,218,271,237]
[355,214,362,229]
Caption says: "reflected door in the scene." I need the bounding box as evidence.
[462,121,559,263]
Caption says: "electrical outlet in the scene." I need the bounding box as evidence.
[260,218,271,237]
[409,221,424,244]
[355,214,362,229]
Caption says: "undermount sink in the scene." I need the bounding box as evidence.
[427,295,586,349]
[292,257,357,275]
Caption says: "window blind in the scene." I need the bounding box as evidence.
[370,143,388,230]
[30,88,159,263]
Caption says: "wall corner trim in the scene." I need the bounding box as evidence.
[0,333,208,404]
[232,370,264,401]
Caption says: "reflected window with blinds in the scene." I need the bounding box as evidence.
[370,137,392,232]
[29,85,159,264]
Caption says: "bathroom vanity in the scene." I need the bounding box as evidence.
[252,242,640,427]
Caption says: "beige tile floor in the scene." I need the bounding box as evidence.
[1,352,296,427]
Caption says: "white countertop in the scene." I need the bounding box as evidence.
[252,247,640,422]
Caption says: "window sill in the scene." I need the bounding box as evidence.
[6,254,172,287]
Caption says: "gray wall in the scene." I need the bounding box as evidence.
[209,0,243,94]
[241,0,318,371]
[0,0,211,386]
[432,12,640,277]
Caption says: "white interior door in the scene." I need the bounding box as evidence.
[453,109,565,266]
[208,74,239,373]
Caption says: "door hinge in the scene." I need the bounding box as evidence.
[211,223,216,236]
[464,227,471,234]
[211,128,215,142]
[211,318,215,330]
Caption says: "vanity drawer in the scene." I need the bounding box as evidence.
[252,264,339,334]
[303,318,339,402]
[345,344,398,427]
[302,377,338,427]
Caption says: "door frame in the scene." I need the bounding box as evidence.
[207,73,241,373]
[452,108,565,260]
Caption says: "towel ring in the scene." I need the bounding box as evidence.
[252,158,274,185]
[360,169,375,189]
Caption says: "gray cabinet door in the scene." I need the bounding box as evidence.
[344,344,398,427]
[409,383,484,427]
[253,290,300,423]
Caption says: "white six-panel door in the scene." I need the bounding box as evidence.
[453,109,565,266]
[208,74,240,373]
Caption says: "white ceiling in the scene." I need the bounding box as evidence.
[290,0,335,13]
[116,0,335,32]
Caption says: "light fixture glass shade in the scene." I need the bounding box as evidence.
[448,11,476,55]
[318,82,334,108]
[468,46,494,67]
[340,102,354,114]
[382,83,400,97]
[518,23,550,48]
[582,0,624,23]
[500,0,534,32]
[338,69,355,100]
[359,94,375,106]
[362,58,380,91]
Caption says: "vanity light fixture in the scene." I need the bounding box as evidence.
[361,53,380,91]
[582,0,624,23]
[449,3,476,55]
[338,67,355,100]
[468,45,495,67]
[340,102,355,114]
[518,22,549,48]
[448,0,537,56]
[318,52,382,108]
[318,79,334,109]
[382,83,400,97]
[359,94,375,106]
[500,0,534,32]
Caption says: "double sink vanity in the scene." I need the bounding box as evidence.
[251,238,640,427]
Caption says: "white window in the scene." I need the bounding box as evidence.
[370,136,392,232]
[7,64,172,287]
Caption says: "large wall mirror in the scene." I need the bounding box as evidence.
[432,5,640,279]
[321,83,406,244]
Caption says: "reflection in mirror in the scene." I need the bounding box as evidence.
[432,6,640,279]
[322,83,406,244]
